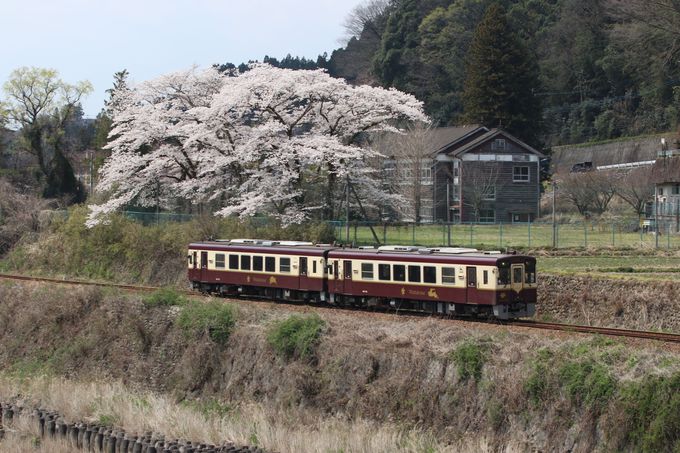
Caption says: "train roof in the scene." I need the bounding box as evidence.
[189,240,533,264]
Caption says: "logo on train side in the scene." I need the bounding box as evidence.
[269,276,278,285]
[401,287,406,296]
[428,288,439,299]
[246,275,251,283]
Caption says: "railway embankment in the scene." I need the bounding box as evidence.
[0,281,679,452]
[539,274,680,332]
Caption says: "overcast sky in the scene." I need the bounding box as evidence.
[2,0,364,117]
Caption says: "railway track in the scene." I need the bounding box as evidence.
[2,272,680,344]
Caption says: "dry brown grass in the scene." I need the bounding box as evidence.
[0,375,454,453]
[0,409,72,453]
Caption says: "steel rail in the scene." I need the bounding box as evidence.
[2,273,680,344]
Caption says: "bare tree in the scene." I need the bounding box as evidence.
[462,162,501,222]
[374,122,436,223]
[0,179,50,254]
[559,170,617,216]
[613,166,654,218]
[342,0,391,42]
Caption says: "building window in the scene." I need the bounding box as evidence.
[279,257,291,273]
[361,263,374,280]
[265,256,275,272]
[215,254,225,269]
[483,186,496,200]
[513,166,530,182]
[479,209,495,223]
[378,264,391,281]
[673,185,680,195]
[420,162,433,184]
[491,139,507,151]
[229,254,239,270]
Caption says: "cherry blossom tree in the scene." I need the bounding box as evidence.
[88,64,426,226]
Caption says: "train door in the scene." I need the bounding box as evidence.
[299,257,308,290]
[192,251,197,270]
[466,266,477,302]
[340,260,352,293]
[200,251,208,280]
[511,264,523,293]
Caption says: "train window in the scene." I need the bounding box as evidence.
[442,267,455,284]
[525,261,536,284]
[188,255,193,264]
[241,255,251,271]
[265,256,275,272]
[423,266,436,284]
[280,257,291,273]
[215,253,225,269]
[483,270,488,285]
[378,264,391,281]
[313,260,317,274]
[393,264,406,281]
[498,264,510,285]
[361,263,374,280]
[408,265,421,283]
[229,254,239,270]
[513,267,523,284]
[253,256,263,271]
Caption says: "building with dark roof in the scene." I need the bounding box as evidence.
[385,125,545,223]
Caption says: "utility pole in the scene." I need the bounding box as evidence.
[654,185,659,249]
[552,180,557,248]
[345,176,350,244]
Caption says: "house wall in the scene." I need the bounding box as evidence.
[459,139,541,223]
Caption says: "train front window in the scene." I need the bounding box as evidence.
[378,264,391,281]
[215,253,225,269]
[513,267,523,284]
[393,264,406,281]
[498,262,510,285]
[525,261,536,284]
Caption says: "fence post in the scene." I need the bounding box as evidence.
[668,221,671,249]
[447,223,451,247]
[412,222,416,245]
[584,221,588,248]
[499,222,503,248]
[469,223,473,247]
[612,222,615,247]
[528,220,531,248]
[383,223,387,245]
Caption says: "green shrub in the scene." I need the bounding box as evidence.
[451,339,490,382]
[267,314,326,360]
[618,373,680,452]
[558,359,616,407]
[177,301,236,345]
[143,287,188,307]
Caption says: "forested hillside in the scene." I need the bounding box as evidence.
[323,0,680,147]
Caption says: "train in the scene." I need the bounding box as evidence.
[187,239,537,320]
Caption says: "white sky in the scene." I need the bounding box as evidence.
[1,0,364,117]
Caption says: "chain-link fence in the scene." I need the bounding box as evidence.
[75,211,680,249]
[329,220,680,249]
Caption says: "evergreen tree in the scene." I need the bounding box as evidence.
[462,3,543,146]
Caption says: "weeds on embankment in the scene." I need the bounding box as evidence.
[1,282,680,452]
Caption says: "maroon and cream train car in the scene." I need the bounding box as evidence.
[187,240,536,319]
[326,246,536,319]
[187,240,334,301]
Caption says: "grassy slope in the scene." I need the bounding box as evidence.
[0,281,679,452]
